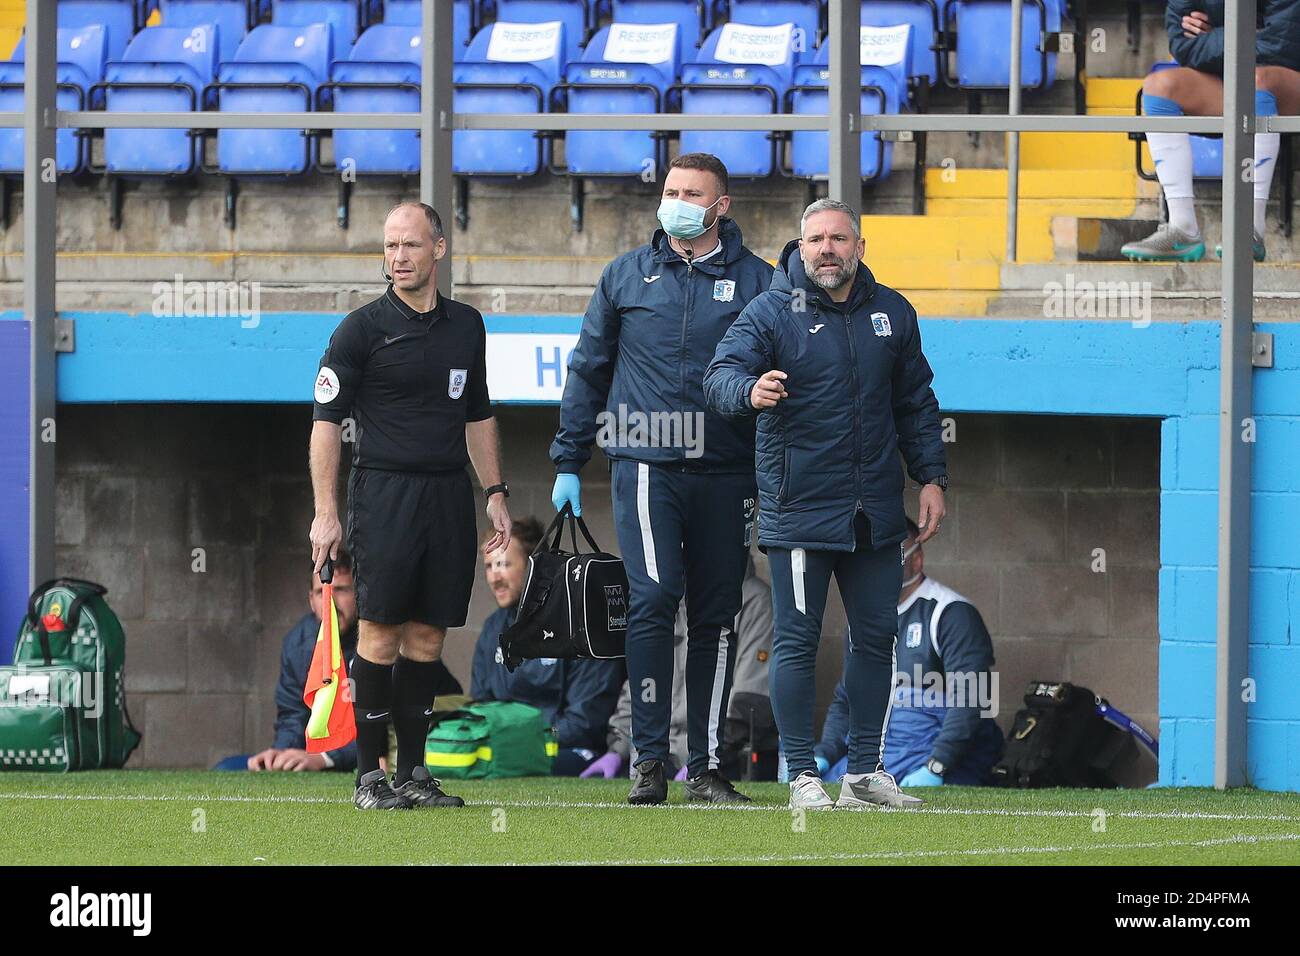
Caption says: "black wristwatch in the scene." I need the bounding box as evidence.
[483,482,510,501]
[926,758,946,777]
[926,475,949,491]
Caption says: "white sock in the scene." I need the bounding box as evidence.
[1148,132,1198,236]
[1253,132,1280,237]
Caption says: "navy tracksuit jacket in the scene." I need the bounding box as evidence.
[550,219,773,775]
[1165,0,1300,74]
[705,241,947,779]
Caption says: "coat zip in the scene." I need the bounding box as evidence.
[841,305,864,515]
[679,256,693,465]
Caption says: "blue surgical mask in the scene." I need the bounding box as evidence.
[657,196,721,240]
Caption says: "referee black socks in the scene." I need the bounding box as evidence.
[392,656,444,786]
[351,655,394,785]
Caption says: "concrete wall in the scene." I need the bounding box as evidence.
[52,403,1160,774]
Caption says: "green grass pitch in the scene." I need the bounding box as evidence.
[2,772,1298,866]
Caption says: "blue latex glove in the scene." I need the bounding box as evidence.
[814,755,830,776]
[900,766,944,787]
[551,473,582,516]
[673,764,690,782]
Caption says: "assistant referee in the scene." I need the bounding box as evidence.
[309,201,512,810]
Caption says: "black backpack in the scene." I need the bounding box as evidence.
[499,505,629,671]
[991,681,1132,788]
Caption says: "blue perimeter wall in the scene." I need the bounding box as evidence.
[0,311,1297,791]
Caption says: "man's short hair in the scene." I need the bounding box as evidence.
[905,516,920,541]
[801,197,861,239]
[669,152,729,195]
[483,516,545,556]
[387,201,444,241]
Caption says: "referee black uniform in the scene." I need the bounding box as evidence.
[313,283,492,805]
[314,286,489,625]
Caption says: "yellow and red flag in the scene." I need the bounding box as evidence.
[304,559,355,753]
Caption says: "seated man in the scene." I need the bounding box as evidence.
[585,552,776,781]
[218,549,460,772]
[1121,0,1300,261]
[471,517,626,776]
[815,518,1003,786]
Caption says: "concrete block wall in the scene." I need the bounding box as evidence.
[1158,334,1300,791]
[51,403,1161,771]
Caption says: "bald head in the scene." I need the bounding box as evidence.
[384,202,446,294]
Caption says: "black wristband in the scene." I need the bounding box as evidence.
[483,482,510,501]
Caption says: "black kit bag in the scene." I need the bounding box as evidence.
[499,504,629,671]
[991,680,1124,789]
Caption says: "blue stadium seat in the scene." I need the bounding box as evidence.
[862,0,940,86]
[328,23,422,174]
[272,0,361,50]
[678,20,799,178]
[564,21,681,177]
[944,0,1062,90]
[215,22,335,174]
[102,24,220,175]
[610,1,702,58]
[453,20,567,176]
[0,25,110,175]
[58,0,139,61]
[788,24,911,181]
[727,1,819,54]
[384,0,475,49]
[158,1,249,62]
[494,1,588,63]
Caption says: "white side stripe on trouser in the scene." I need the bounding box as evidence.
[706,628,731,769]
[877,632,899,773]
[636,462,659,583]
[791,548,806,614]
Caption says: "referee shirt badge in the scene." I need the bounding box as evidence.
[871,312,892,336]
[712,279,735,302]
[448,368,467,399]
[314,366,340,403]
[906,622,923,648]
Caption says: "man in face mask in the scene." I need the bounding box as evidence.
[550,153,774,805]
[813,518,1005,787]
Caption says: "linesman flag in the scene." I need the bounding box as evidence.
[304,557,356,753]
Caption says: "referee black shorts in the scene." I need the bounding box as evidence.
[346,467,477,629]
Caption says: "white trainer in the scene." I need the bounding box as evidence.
[836,771,924,809]
[789,771,835,810]
[790,775,832,811]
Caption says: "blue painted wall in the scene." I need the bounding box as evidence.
[0,310,1295,789]
[0,320,29,664]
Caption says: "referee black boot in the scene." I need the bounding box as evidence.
[392,766,466,808]
[354,769,411,810]
[683,770,752,804]
[627,759,668,806]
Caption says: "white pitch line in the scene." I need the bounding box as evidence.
[535,832,1300,867]
[1,791,1299,823]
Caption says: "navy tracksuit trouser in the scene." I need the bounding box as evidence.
[611,459,756,777]
[768,512,904,779]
